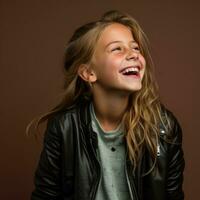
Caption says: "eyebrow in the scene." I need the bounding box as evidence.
[105,40,137,49]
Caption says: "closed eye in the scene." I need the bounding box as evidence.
[132,45,140,51]
[111,47,122,52]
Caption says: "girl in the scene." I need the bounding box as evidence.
[29,10,185,200]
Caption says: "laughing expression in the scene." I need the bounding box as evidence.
[90,23,146,94]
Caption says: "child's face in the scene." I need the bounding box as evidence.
[90,23,146,94]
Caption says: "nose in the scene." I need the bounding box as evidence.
[126,49,139,60]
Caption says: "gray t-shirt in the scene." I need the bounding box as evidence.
[90,103,131,200]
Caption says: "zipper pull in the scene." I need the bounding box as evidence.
[157,144,160,157]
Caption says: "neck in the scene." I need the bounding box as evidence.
[92,87,130,131]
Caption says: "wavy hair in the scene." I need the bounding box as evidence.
[27,10,169,174]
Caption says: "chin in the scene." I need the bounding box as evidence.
[128,84,142,92]
[121,87,142,95]
[130,88,142,93]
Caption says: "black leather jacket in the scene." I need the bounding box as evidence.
[31,100,185,200]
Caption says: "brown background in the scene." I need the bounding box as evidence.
[0,0,199,199]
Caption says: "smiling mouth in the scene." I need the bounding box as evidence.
[120,66,141,77]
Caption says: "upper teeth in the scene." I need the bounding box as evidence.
[122,67,139,74]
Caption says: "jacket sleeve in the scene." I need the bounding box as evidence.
[166,115,185,200]
[31,116,63,200]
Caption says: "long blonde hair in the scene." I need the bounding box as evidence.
[27,10,169,174]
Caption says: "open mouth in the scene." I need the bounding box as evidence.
[120,66,140,77]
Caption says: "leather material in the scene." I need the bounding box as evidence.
[31,99,185,200]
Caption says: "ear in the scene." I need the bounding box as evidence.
[78,64,97,83]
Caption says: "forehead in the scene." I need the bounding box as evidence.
[97,23,134,46]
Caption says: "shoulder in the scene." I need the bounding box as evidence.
[47,104,79,130]
[160,105,183,143]
[45,99,91,138]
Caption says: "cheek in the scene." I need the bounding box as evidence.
[92,54,123,77]
[99,57,121,72]
[106,55,123,69]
